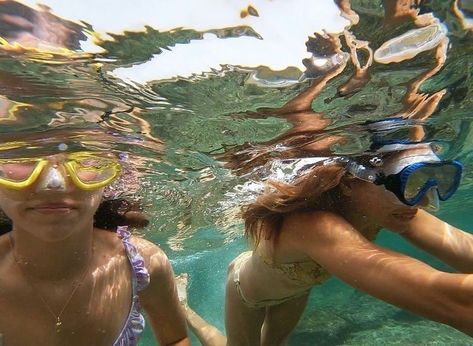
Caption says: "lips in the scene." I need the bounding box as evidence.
[392,209,417,220]
[28,201,78,214]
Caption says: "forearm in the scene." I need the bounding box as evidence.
[317,240,473,334]
[297,211,473,335]
[401,210,473,272]
[185,306,226,346]
[354,252,473,335]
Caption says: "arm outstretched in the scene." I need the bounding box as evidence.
[285,211,473,336]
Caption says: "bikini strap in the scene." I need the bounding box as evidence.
[112,226,149,346]
[117,226,150,292]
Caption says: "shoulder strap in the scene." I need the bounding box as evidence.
[117,226,150,292]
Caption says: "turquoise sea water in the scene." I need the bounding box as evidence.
[1,0,473,344]
[137,205,473,345]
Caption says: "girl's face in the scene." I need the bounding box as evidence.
[346,179,418,232]
[0,154,105,241]
[346,146,440,231]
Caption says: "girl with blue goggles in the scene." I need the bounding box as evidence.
[270,146,463,209]
[345,152,463,207]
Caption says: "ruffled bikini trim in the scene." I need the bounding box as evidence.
[114,226,151,346]
[117,226,150,291]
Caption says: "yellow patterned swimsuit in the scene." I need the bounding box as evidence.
[231,251,331,309]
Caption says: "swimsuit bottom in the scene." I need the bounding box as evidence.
[231,251,311,309]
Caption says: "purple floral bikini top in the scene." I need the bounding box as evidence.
[113,226,150,346]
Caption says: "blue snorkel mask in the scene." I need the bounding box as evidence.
[345,143,463,209]
[363,118,463,209]
[377,160,463,206]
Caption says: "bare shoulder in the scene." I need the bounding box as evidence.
[283,210,349,235]
[280,210,358,251]
[128,235,171,276]
[128,235,164,256]
[95,229,171,278]
[127,236,178,307]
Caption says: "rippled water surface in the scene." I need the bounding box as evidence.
[1,0,473,344]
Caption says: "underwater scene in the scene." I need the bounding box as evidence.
[1,0,473,344]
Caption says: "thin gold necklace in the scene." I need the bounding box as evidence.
[9,234,94,333]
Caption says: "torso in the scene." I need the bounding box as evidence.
[0,229,138,346]
[234,210,381,304]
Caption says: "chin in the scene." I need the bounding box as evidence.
[23,226,77,242]
[24,215,85,239]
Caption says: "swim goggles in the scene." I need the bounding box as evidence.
[346,158,463,206]
[0,151,121,190]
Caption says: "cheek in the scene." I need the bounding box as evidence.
[0,190,22,220]
[357,195,382,214]
[378,187,405,206]
[352,183,380,203]
[0,185,29,200]
[82,189,104,212]
[353,184,400,213]
[373,192,408,219]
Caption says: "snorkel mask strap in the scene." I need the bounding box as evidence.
[332,157,379,183]
[267,156,381,184]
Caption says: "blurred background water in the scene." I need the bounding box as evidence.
[1,0,473,344]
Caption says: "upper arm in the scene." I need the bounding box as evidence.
[133,239,189,346]
[283,211,473,334]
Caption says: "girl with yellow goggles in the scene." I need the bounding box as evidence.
[0,151,121,190]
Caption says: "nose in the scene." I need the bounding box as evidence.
[417,187,440,211]
[35,164,67,191]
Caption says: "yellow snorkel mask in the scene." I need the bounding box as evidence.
[0,151,121,191]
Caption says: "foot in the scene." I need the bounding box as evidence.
[175,273,189,307]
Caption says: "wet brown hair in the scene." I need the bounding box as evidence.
[242,164,347,246]
[0,197,149,236]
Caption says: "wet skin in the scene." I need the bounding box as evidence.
[0,154,189,345]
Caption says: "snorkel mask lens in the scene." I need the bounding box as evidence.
[396,161,463,206]
[64,152,121,190]
[0,152,121,190]
[0,159,46,189]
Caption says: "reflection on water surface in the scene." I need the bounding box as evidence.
[0,0,472,256]
[1,0,473,248]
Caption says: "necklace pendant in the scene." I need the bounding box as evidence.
[56,317,62,332]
